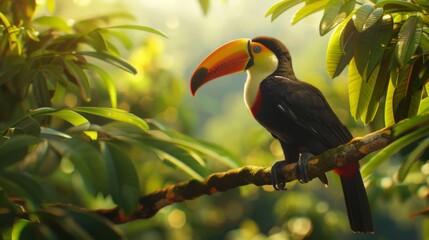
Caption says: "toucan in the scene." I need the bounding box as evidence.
[190,36,373,233]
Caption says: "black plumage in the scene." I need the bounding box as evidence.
[251,36,373,232]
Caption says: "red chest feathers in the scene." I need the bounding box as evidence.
[250,89,262,116]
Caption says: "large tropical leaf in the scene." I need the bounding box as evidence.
[319,0,355,36]
[326,10,357,78]
[78,51,137,74]
[352,4,383,32]
[395,15,423,67]
[291,0,330,25]
[348,58,378,122]
[354,14,394,80]
[101,142,140,214]
[63,59,92,102]
[265,0,304,22]
[397,137,429,182]
[105,25,168,38]
[136,133,209,180]
[83,63,118,108]
[0,171,44,207]
[72,107,149,131]
[361,123,429,178]
[0,135,40,169]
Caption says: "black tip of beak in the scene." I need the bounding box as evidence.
[190,67,208,96]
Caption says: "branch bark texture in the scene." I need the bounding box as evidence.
[95,125,395,224]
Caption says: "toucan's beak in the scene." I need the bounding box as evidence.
[190,38,253,96]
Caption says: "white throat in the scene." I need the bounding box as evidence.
[244,55,278,110]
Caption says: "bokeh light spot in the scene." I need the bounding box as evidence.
[421,163,429,175]
[60,159,75,174]
[287,217,312,237]
[168,209,186,229]
[64,93,78,108]
[316,202,329,213]
[380,177,393,189]
[417,186,429,199]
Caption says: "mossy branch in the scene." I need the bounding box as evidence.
[93,125,395,224]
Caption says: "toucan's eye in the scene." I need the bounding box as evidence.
[253,45,262,53]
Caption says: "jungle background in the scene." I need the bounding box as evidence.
[0,0,428,239]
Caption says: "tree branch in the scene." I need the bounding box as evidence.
[93,125,395,224]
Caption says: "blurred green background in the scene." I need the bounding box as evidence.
[17,0,428,239]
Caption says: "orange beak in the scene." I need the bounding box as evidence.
[190,39,253,96]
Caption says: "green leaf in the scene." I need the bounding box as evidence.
[326,10,357,78]
[25,27,40,42]
[46,33,82,51]
[19,222,56,240]
[353,4,383,32]
[319,0,355,36]
[101,142,140,214]
[362,49,393,124]
[361,124,429,178]
[32,16,73,32]
[47,0,56,12]
[391,60,424,122]
[397,137,429,182]
[64,60,92,102]
[102,30,133,50]
[137,134,209,180]
[40,128,71,139]
[265,0,304,22]
[0,189,17,228]
[83,63,117,108]
[0,12,11,28]
[0,135,40,169]
[72,107,149,131]
[20,139,61,176]
[161,130,241,168]
[348,58,378,121]
[419,97,429,114]
[11,219,30,240]
[292,0,330,25]
[395,15,423,67]
[354,15,394,80]
[375,1,424,13]
[49,139,107,195]
[78,51,137,74]
[84,31,110,53]
[198,0,210,15]
[33,71,51,108]
[0,171,44,207]
[9,117,41,137]
[64,208,124,240]
[414,0,429,7]
[394,114,429,137]
[0,64,23,86]
[37,208,93,240]
[40,65,69,86]
[361,67,381,124]
[51,81,67,103]
[385,79,396,126]
[106,25,168,39]
[30,107,89,127]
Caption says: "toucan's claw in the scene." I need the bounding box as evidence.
[296,153,312,183]
[271,160,288,191]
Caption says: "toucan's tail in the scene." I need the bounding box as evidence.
[340,169,374,233]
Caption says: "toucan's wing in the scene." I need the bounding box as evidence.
[262,76,352,148]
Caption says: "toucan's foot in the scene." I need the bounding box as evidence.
[296,153,312,184]
[271,160,288,191]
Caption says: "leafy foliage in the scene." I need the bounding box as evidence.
[0,1,238,239]
[267,0,429,227]
[267,0,429,125]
